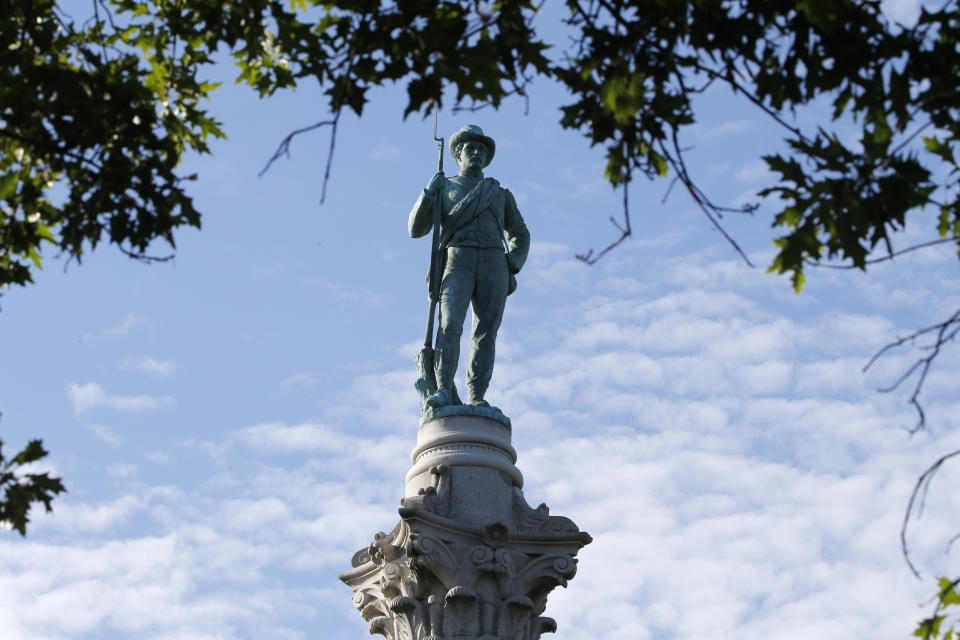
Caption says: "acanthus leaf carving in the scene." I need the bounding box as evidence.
[513,492,581,535]
[531,616,558,640]
[515,553,578,592]
[443,586,480,637]
[499,595,534,640]
[389,596,428,640]
[369,617,391,638]
[342,495,588,640]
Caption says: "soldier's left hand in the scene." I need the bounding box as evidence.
[506,252,521,274]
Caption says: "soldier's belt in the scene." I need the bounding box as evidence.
[450,230,502,243]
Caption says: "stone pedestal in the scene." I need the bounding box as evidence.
[340,412,591,640]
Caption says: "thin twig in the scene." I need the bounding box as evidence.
[697,59,814,147]
[576,161,632,264]
[451,83,532,114]
[947,530,960,554]
[590,0,632,32]
[666,129,755,266]
[890,121,934,157]
[808,235,960,269]
[319,114,340,204]
[119,247,175,263]
[567,0,600,32]
[902,449,960,578]
[258,119,335,176]
[94,0,118,30]
[916,576,960,640]
[864,307,960,433]
[661,176,679,203]
[256,10,367,201]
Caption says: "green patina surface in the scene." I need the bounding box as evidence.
[410,125,529,416]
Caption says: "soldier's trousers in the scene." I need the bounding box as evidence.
[434,246,509,403]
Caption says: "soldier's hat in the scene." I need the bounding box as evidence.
[449,124,496,167]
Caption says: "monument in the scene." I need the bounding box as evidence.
[339,124,591,640]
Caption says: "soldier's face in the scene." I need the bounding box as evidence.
[459,141,488,170]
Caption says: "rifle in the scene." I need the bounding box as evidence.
[424,110,444,347]
[415,107,445,405]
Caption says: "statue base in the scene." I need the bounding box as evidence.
[340,413,590,640]
[419,403,511,429]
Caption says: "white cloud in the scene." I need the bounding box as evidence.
[67,382,174,414]
[87,424,123,446]
[739,359,793,394]
[144,451,171,464]
[370,142,400,159]
[6,382,959,640]
[277,372,322,389]
[517,427,951,640]
[735,158,772,184]
[694,119,755,141]
[7,234,960,640]
[104,312,151,337]
[107,463,137,478]
[598,275,648,296]
[236,421,355,454]
[120,356,176,378]
[319,281,388,305]
[7,455,60,479]
[32,494,146,534]
[0,532,334,640]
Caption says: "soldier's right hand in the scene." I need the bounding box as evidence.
[426,171,445,194]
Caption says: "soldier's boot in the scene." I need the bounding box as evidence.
[427,349,457,407]
[466,381,490,407]
[427,387,454,407]
[466,342,495,407]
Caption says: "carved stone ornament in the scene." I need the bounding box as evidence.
[340,414,591,640]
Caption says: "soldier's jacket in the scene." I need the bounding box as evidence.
[408,174,530,275]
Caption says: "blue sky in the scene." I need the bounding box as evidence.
[3,0,960,638]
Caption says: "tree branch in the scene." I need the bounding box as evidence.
[566,0,600,32]
[697,59,814,147]
[807,235,960,269]
[864,307,960,434]
[664,128,756,266]
[902,449,960,578]
[890,120,934,158]
[118,246,175,263]
[0,128,105,172]
[590,0,632,32]
[916,576,960,639]
[258,117,339,203]
[575,160,632,264]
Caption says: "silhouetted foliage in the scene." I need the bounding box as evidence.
[0,430,65,536]
[4,2,960,613]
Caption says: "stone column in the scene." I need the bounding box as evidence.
[340,410,591,640]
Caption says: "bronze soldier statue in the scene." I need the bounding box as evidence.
[409,125,530,409]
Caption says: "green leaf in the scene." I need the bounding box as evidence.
[0,439,66,536]
[27,246,42,269]
[653,153,667,177]
[939,577,960,606]
[791,270,805,293]
[34,223,55,242]
[11,440,49,466]
[915,615,945,639]
[925,136,956,164]
[0,172,18,200]
[938,207,949,236]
